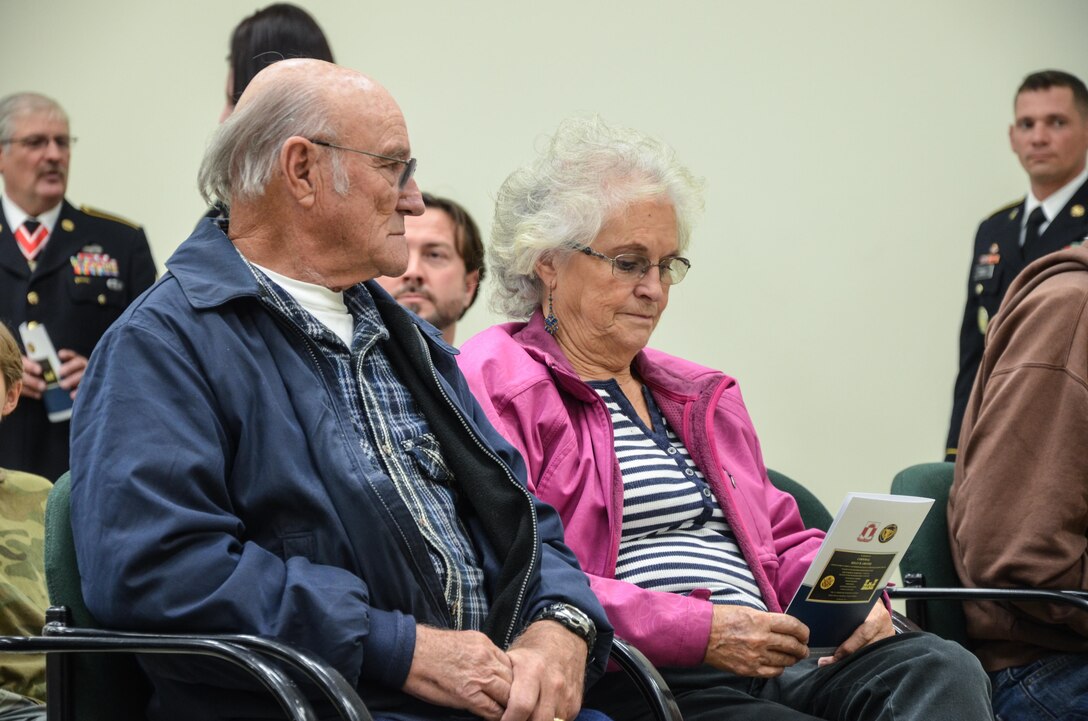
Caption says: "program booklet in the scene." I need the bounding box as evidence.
[784,492,933,651]
[18,321,74,423]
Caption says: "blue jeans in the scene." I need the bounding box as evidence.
[989,653,1088,720]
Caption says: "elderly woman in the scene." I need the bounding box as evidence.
[458,118,993,721]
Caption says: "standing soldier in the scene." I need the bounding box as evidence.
[0,92,156,481]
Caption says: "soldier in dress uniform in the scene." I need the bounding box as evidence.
[946,70,1088,461]
[0,92,156,482]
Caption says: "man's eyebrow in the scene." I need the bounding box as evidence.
[382,145,411,161]
[1018,111,1072,122]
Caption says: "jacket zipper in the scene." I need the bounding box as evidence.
[698,377,778,608]
[265,301,431,603]
[412,326,538,647]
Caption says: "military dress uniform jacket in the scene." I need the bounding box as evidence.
[0,199,155,481]
[947,179,1088,460]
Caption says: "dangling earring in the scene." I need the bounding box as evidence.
[544,289,559,336]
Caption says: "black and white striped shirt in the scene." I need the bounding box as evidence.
[591,380,767,610]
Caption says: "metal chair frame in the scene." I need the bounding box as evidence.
[16,472,680,721]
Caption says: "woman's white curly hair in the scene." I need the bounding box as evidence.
[489,116,704,319]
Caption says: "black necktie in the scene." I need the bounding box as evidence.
[1025,206,1046,247]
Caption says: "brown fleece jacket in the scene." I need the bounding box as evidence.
[949,244,1088,672]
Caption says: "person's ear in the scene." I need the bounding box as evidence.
[281,137,319,207]
[1,380,21,418]
[535,252,560,290]
[463,269,480,311]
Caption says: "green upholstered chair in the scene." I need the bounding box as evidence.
[886,462,1088,644]
[766,468,833,532]
[886,462,970,643]
[42,471,148,720]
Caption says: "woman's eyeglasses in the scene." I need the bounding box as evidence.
[572,244,691,285]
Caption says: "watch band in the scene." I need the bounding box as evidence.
[532,602,597,651]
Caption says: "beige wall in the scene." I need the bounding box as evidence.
[2,0,1086,511]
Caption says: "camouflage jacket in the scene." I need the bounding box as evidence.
[0,467,50,706]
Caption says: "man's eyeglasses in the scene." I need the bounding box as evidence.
[308,139,416,189]
[573,243,691,285]
[0,135,76,151]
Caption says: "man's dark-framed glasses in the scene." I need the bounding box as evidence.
[308,138,417,189]
[0,135,76,151]
[572,243,691,285]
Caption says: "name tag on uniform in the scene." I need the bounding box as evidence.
[973,250,1000,281]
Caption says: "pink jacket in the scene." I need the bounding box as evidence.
[458,312,823,667]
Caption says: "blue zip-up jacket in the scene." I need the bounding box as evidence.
[69,220,611,720]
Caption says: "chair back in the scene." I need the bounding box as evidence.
[44,471,151,721]
[766,468,833,532]
[889,462,969,644]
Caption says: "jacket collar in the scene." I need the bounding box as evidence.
[0,198,80,278]
[167,218,260,310]
[369,279,457,355]
[991,243,1088,340]
[0,199,27,278]
[30,201,87,277]
[511,310,601,403]
[510,309,708,403]
[1040,175,1088,243]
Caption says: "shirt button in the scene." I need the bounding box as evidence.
[974,283,984,295]
[27,291,39,305]
[684,468,695,477]
[667,447,678,455]
[97,294,107,305]
[701,487,712,498]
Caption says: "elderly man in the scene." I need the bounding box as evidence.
[376,192,484,344]
[68,60,610,721]
[946,70,1088,460]
[0,92,155,481]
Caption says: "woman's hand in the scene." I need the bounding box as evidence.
[703,605,810,677]
[816,601,894,667]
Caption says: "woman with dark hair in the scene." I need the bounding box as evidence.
[205,4,335,221]
[219,3,334,122]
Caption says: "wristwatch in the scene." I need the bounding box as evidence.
[532,602,597,652]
